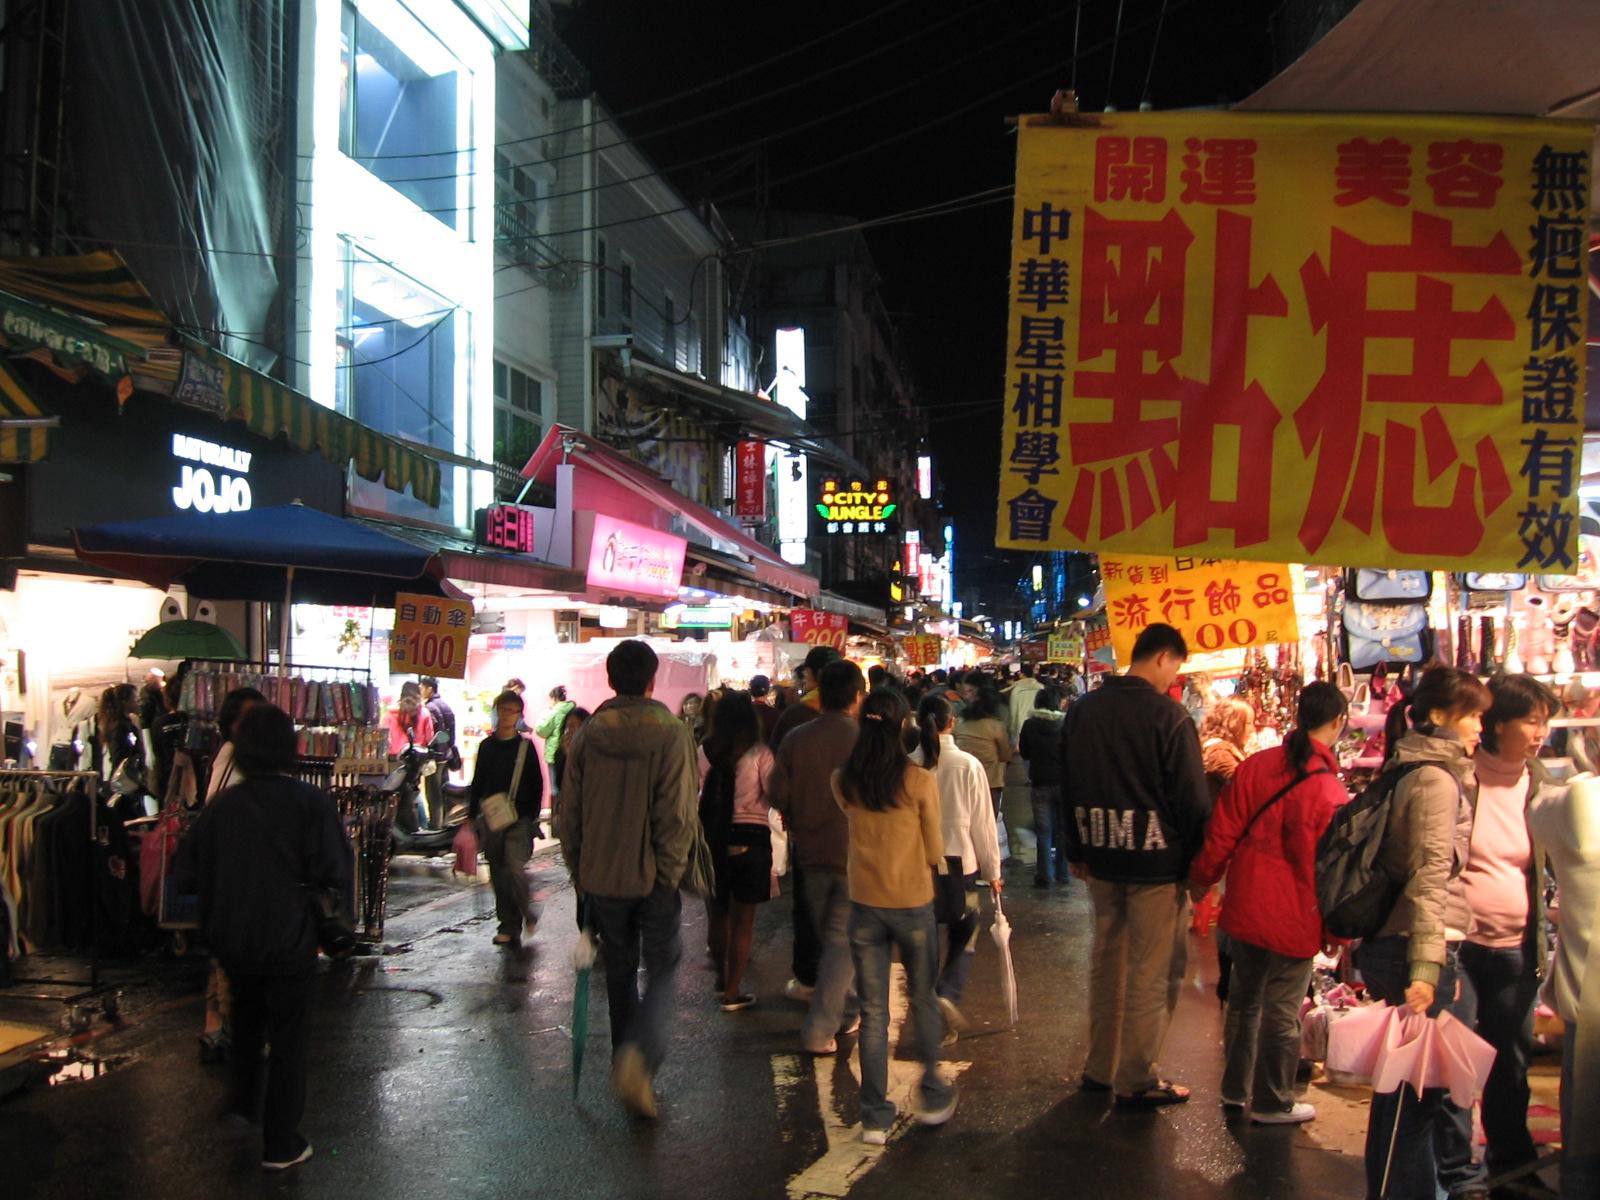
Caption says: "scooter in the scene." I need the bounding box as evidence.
[385,729,471,857]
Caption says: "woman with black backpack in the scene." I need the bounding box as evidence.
[1354,665,1490,1200]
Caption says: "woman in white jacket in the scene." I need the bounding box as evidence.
[1528,772,1600,1200]
[912,693,1003,1036]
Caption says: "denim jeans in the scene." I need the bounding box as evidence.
[1561,1021,1600,1200]
[1031,783,1061,884]
[586,885,683,1076]
[800,868,856,1050]
[791,863,820,988]
[1445,942,1540,1175]
[1355,935,1462,1200]
[849,902,952,1131]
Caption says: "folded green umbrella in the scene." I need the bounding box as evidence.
[128,620,246,661]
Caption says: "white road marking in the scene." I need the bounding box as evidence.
[781,964,969,1200]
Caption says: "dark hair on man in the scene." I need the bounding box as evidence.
[492,689,525,713]
[1405,665,1492,735]
[218,686,267,743]
[749,674,771,698]
[1284,681,1349,774]
[419,676,439,691]
[867,664,889,690]
[1131,622,1188,662]
[231,704,298,776]
[917,692,953,769]
[1481,673,1560,756]
[1020,662,1035,679]
[932,669,948,684]
[839,688,912,813]
[818,660,866,712]
[1035,686,1062,711]
[803,644,843,679]
[960,680,1002,722]
[606,639,659,697]
[703,689,759,770]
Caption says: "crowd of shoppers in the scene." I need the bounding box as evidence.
[164,630,1600,1199]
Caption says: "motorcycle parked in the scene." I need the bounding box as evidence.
[385,729,470,857]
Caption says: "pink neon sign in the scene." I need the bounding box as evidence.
[584,512,687,598]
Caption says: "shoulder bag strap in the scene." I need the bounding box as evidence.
[508,738,529,805]
[1237,767,1332,845]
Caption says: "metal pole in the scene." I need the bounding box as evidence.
[279,565,295,675]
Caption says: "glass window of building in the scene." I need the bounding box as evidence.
[336,244,458,456]
[339,0,468,230]
[493,360,543,469]
[495,150,544,263]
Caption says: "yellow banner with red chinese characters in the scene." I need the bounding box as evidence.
[1100,554,1299,667]
[998,113,1592,572]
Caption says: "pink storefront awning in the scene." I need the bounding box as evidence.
[520,425,820,601]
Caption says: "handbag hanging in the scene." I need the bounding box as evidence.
[1346,568,1432,603]
[481,738,528,833]
[1342,601,1431,670]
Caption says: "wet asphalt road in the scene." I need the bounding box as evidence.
[0,852,1366,1200]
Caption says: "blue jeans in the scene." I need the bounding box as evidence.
[849,902,952,1131]
[800,868,856,1050]
[1443,942,1540,1176]
[586,885,682,1077]
[1355,935,1462,1200]
[1031,783,1066,883]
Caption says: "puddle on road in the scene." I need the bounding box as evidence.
[39,1049,138,1087]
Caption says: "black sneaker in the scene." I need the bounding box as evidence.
[262,1138,313,1171]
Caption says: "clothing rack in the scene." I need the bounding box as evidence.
[0,768,104,1001]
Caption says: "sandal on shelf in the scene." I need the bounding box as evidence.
[1115,1081,1191,1107]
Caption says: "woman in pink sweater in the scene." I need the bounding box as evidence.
[1455,673,1560,1186]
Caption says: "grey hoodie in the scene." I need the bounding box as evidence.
[1377,730,1478,983]
[559,695,699,899]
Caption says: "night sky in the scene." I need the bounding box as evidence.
[561,0,1283,605]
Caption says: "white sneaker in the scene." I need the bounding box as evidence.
[784,978,815,1003]
[861,1127,889,1146]
[1250,1102,1315,1125]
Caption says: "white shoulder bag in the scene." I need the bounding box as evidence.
[481,739,529,833]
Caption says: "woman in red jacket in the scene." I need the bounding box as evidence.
[1188,681,1350,1125]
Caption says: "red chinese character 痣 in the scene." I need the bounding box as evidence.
[1294,212,1521,556]
[1093,136,1167,203]
[1334,137,1412,207]
[1179,138,1257,205]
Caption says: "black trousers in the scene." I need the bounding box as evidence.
[225,965,315,1160]
[791,863,821,987]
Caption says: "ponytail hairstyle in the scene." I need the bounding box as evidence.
[1285,681,1349,774]
[917,692,953,769]
[839,688,912,812]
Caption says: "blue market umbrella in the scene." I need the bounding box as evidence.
[72,503,460,607]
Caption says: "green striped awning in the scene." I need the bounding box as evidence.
[0,357,52,463]
[181,339,441,507]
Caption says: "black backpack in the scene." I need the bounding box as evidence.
[1314,761,1432,939]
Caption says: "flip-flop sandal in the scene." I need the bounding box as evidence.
[1115,1081,1191,1107]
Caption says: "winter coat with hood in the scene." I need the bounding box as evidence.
[1188,739,1348,959]
[1375,730,1478,986]
[558,695,699,900]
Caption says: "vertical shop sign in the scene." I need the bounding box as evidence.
[997,113,1591,572]
[735,439,767,519]
[389,592,473,679]
[1099,553,1299,666]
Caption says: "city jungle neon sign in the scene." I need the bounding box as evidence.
[816,477,896,535]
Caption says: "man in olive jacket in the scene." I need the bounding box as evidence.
[560,640,698,1120]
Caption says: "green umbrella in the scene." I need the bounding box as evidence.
[571,928,596,1100]
[128,620,246,661]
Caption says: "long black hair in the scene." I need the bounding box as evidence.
[960,680,1002,722]
[839,688,912,812]
[702,688,758,770]
[917,693,953,769]
[218,686,267,744]
[1285,681,1348,773]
